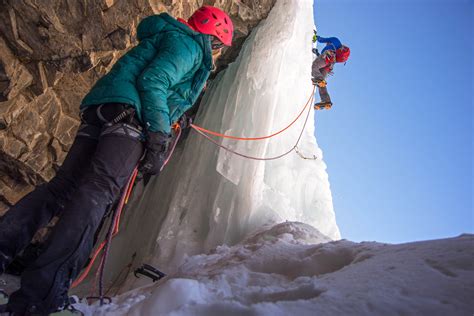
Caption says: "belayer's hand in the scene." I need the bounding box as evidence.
[138,131,171,176]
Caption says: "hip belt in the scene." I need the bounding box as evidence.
[78,103,144,141]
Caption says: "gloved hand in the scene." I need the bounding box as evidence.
[138,131,171,176]
[312,30,318,43]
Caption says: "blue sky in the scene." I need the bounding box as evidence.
[313,0,473,243]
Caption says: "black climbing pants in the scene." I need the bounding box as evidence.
[0,104,144,314]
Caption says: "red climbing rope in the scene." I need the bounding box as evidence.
[190,86,316,141]
[192,92,316,161]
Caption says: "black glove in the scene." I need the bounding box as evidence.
[139,131,171,176]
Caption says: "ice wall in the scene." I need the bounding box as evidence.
[103,0,340,288]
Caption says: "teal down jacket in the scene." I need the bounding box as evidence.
[81,13,213,134]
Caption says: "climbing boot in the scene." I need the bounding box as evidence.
[314,101,332,110]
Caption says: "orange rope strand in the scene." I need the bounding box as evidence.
[192,93,315,161]
[190,86,315,141]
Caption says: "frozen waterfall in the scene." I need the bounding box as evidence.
[99,0,339,293]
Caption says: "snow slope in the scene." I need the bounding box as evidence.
[76,223,474,316]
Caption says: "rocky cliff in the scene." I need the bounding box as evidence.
[0,0,275,215]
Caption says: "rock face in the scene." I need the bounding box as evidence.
[0,0,275,214]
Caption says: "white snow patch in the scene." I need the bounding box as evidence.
[74,223,474,315]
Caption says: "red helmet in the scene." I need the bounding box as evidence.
[335,45,350,63]
[188,6,234,46]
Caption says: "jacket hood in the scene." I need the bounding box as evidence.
[138,13,191,40]
[137,13,212,70]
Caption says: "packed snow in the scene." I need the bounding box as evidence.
[74,222,474,315]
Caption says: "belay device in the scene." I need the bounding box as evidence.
[134,264,166,282]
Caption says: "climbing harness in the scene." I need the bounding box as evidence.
[78,104,144,141]
[100,123,144,140]
[315,80,327,88]
[95,104,136,126]
[190,87,319,161]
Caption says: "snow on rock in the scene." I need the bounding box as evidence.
[76,222,474,316]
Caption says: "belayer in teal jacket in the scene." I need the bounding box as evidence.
[81,6,234,175]
[81,13,212,135]
[0,6,234,315]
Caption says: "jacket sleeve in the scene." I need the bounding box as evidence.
[137,34,201,134]
[317,36,342,50]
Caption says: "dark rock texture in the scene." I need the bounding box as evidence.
[0,0,275,213]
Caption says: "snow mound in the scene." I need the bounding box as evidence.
[76,223,474,316]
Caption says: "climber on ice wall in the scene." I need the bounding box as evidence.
[311,33,350,110]
[0,6,233,315]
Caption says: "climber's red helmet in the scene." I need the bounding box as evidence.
[335,45,350,63]
[188,6,234,47]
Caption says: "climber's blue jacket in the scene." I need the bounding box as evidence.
[318,36,342,54]
[81,13,213,134]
